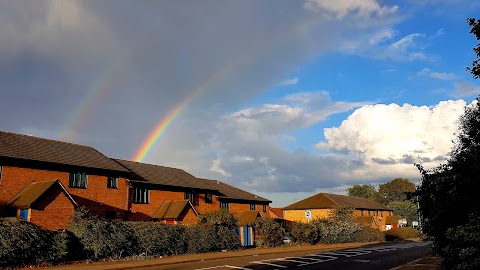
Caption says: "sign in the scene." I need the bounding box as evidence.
[402,218,407,225]
[412,221,419,226]
[305,210,312,220]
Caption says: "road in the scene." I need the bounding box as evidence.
[127,242,431,270]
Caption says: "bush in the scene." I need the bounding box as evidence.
[129,221,187,257]
[384,227,420,241]
[197,209,240,251]
[253,218,285,247]
[289,222,319,244]
[0,218,57,267]
[353,226,385,242]
[69,208,137,260]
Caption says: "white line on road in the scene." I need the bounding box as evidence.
[250,261,287,268]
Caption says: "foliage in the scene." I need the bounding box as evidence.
[252,217,285,247]
[69,208,137,260]
[346,184,379,202]
[198,208,237,229]
[129,221,187,256]
[0,218,62,267]
[352,226,385,242]
[387,201,418,226]
[384,227,420,241]
[289,222,319,244]
[378,178,416,205]
[416,20,480,267]
[467,18,480,79]
[197,209,240,251]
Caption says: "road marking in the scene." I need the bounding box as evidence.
[196,265,252,270]
[250,261,287,268]
[353,259,371,263]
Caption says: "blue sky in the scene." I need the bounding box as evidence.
[1,0,480,206]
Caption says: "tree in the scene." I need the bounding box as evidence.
[346,184,379,201]
[467,18,480,79]
[387,201,418,226]
[415,18,480,269]
[377,178,416,205]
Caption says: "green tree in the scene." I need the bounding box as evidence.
[387,201,418,226]
[346,184,379,201]
[378,178,416,205]
[415,18,480,269]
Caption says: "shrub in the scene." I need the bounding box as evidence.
[197,209,240,251]
[69,208,137,259]
[353,226,385,242]
[0,218,55,267]
[384,227,420,241]
[289,222,319,244]
[253,218,285,247]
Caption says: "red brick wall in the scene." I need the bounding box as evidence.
[30,186,76,231]
[179,207,198,224]
[0,165,128,221]
[229,201,270,216]
[129,189,184,220]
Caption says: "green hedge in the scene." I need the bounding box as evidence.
[252,217,285,247]
[0,218,64,267]
[384,227,420,241]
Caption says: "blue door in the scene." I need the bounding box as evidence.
[20,209,29,220]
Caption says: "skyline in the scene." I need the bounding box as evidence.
[1,0,480,206]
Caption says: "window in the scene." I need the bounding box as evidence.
[107,176,118,189]
[361,210,364,216]
[132,188,149,204]
[220,201,229,210]
[205,193,212,204]
[69,172,87,188]
[263,204,267,212]
[185,191,197,205]
[250,204,255,211]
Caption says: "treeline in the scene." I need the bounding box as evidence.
[346,178,418,226]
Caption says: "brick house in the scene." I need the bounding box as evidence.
[197,178,271,216]
[0,131,132,228]
[113,159,219,223]
[283,193,393,231]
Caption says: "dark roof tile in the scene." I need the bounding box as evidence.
[198,178,271,203]
[283,193,391,211]
[0,131,128,172]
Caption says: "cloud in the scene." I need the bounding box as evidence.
[417,68,456,80]
[304,0,398,20]
[316,100,468,180]
[210,159,231,177]
[452,82,480,97]
[277,77,299,86]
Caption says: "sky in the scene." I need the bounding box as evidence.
[1,0,480,207]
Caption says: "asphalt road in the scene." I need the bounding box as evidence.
[128,242,431,270]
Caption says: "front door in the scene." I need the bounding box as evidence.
[19,209,29,220]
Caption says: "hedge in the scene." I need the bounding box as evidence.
[384,227,420,241]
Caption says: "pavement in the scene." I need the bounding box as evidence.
[38,240,441,270]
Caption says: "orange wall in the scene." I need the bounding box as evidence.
[30,188,76,230]
[0,165,128,221]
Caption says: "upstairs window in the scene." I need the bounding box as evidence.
[263,204,267,212]
[132,188,149,204]
[205,193,212,204]
[250,204,255,211]
[185,191,198,205]
[220,201,229,210]
[69,172,87,188]
[107,176,118,189]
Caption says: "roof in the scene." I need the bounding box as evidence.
[7,180,78,208]
[269,207,284,219]
[152,200,197,220]
[0,131,128,173]
[283,193,391,211]
[114,159,212,190]
[198,178,271,203]
[233,211,262,226]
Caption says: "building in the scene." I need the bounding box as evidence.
[0,131,131,229]
[0,130,272,229]
[113,159,218,223]
[197,178,271,216]
[283,192,393,231]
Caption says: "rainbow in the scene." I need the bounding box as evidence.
[132,17,320,162]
